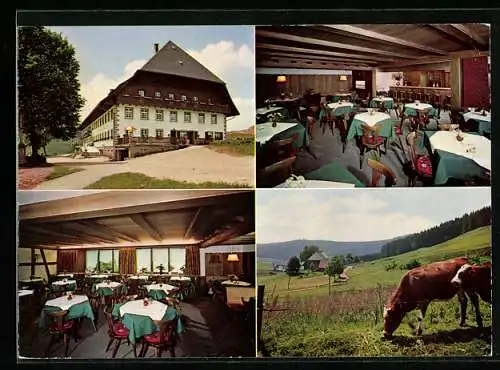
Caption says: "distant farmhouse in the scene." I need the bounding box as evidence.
[308,251,330,272]
[80,41,239,160]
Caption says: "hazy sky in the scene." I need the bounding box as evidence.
[256,188,491,243]
[48,26,254,131]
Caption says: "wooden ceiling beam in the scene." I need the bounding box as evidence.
[256,43,397,62]
[323,24,449,56]
[427,24,483,50]
[449,24,488,49]
[256,29,417,59]
[200,215,254,248]
[22,224,88,245]
[57,224,120,244]
[184,207,202,238]
[130,214,163,242]
[258,59,374,71]
[76,220,139,243]
[258,51,378,65]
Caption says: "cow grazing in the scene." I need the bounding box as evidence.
[383,257,473,339]
[451,261,491,327]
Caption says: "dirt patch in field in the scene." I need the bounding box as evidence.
[18,167,54,189]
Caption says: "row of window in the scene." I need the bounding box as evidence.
[137,90,213,105]
[92,129,225,141]
[90,110,114,130]
[85,248,185,274]
[93,130,112,141]
[125,107,218,124]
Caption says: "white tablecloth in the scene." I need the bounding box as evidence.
[257,106,284,115]
[45,295,89,311]
[128,275,149,280]
[256,121,298,144]
[428,131,491,170]
[119,299,167,321]
[372,97,393,102]
[405,102,433,111]
[275,179,355,188]
[89,274,109,279]
[327,101,354,110]
[354,112,392,127]
[57,274,74,278]
[95,281,121,289]
[18,289,34,297]
[221,280,251,287]
[52,279,77,286]
[462,111,491,123]
[145,283,178,294]
[170,276,191,282]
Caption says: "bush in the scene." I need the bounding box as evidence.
[385,260,398,271]
[405,259,421,270]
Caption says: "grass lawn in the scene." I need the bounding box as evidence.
[208,134,255,157]
[84,172,251,189]
[259,226,492,357]
[44,165,83,181]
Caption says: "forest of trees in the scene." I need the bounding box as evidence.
[361,206,491,261]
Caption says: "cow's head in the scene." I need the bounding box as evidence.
[383,302,405,339]
[451,264,472,286]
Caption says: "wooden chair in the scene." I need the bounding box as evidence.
[406,132,433,187]
[359,123,384,169]
[320,105,335,135]
[337,112,355,153]
[257,156,296,188]
[104,310,132,358]
[268,136,297,161]
[139,317,178,358]
[367,158,396,187]
[45,310,75,357]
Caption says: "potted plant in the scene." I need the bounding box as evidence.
[156,264,166,275]
[268,112,284,127]
[140,267,148,275]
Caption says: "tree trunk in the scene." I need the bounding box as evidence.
[287,276,291,290]
[328,275,331,296]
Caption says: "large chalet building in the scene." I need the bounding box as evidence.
[80,41,239,159]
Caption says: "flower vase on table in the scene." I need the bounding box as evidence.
[284,174,306,188]
[67,291,73,300]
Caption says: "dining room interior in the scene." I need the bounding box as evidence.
[17,189,256,358]
[255,24,491,188]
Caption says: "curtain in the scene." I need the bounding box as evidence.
[185,246,200,275]
[119,248,137,274]
[57,250,86,273]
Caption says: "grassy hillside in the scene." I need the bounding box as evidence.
[259,226,492,357]
[45,139,74,156]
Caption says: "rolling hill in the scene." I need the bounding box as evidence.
[257,238,395,262]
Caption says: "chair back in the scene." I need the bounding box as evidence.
[268,136,296,161]
[360,123,383,147]
[157,317,178,345]
[225,287,256,307]
[406,131,418,165]
[104,310,116,335]
[47,309,69,333]
[258,156,297,187]
[367,158,397,187]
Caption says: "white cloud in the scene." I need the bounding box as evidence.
[227,97,254,131]
[257,191,434,243]
[80,59,146,121]
[186,41,254,81]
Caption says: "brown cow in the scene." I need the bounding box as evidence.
[450,261,491,327]
[383,257,476,339]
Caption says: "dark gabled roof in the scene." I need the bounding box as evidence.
[308,251,329,261]
[141,41,224,84]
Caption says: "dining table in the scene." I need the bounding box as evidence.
[256,120,309,149]
[51,279,77,292]
[93,281,124,296]
[40,294,96,331]
[423,130,491,185]
[461,111,491,136]
[145,283,179,300]
[404,102,434,116]
[347,111,395,141]
[112,299,184,344]
[303,162,365,187]
[370,96,394,109]
[275,179,356,188]
[221,280,252,287]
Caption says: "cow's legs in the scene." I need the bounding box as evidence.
[416,302,429,335]
[468,292,483,328]
[458,289,468,326]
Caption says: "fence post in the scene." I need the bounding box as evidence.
[257,285,265,354]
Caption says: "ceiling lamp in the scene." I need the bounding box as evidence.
[339,75,348,81]
[227,253,239,262]
[276,75,287,83]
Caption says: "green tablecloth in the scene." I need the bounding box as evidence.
[347,118,395,141]
[51,282,76,292]
[304,162,365,187]
[147,289,168,301]
[112,303,184,343]
[40,301,95,329]
[370,99,393,109]
[319,105,354,121]
[423,131,488,185]
[459,112,491,135]
[92,283,127,297]
[257,121,309,149]
[404,106,435,117]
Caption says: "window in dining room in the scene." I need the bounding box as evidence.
[152,248,170,273]
[99,250,113,273]
[136,248,152,273]
[169,248,186,271]
[85,250,98,273]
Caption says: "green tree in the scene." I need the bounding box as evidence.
[286,256,301,290]
[325,256,345,294]
[299,245,320,269]
[345,253,353,265]
[18,26,85,164]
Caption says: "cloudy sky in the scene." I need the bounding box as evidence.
[48,26,254,132]
[256,188,491,243]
